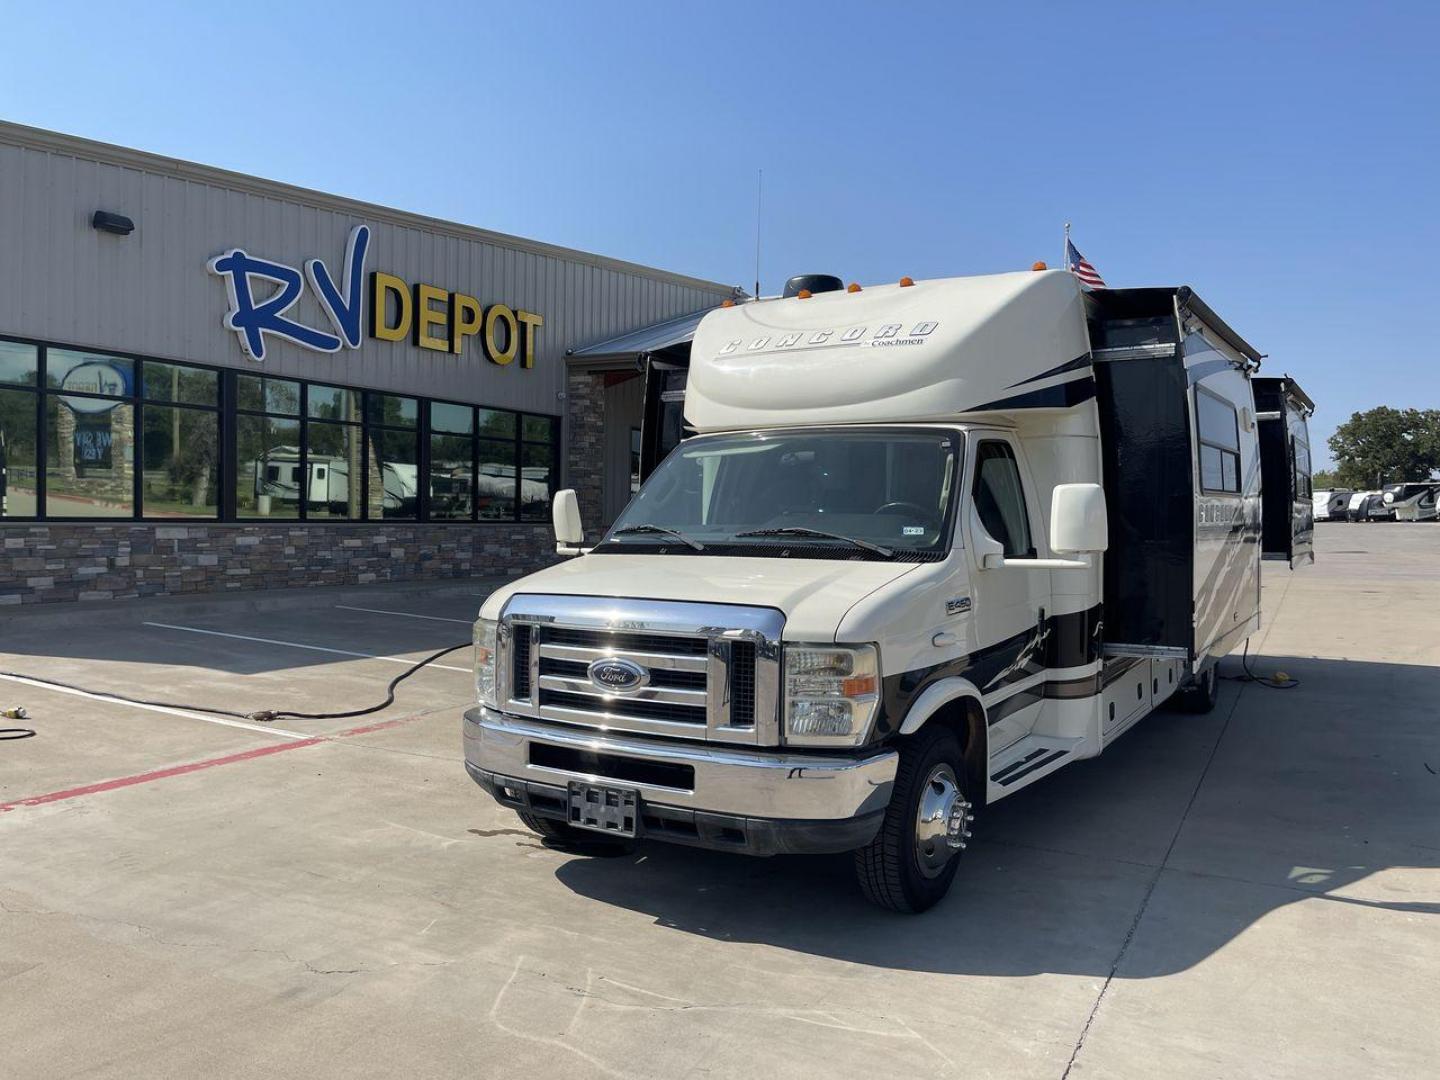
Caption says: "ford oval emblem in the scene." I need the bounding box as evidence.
[587,657,649,694]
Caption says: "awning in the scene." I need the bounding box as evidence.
[566,306,720,366]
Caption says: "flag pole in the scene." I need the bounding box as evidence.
[1063,222,1071,272]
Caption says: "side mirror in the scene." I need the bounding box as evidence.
[552,488,584,553]
[1050,483,1108,554]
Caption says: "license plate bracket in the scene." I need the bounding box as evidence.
[567,781,639,838]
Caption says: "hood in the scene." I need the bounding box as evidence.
[479,553,924,641]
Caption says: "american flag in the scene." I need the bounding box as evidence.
[1066,239,1106,289]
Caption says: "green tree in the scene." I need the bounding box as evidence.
[1311,468,1340,490]
[1327,407,1440,489]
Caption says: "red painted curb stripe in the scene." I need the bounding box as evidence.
[0,737,324,812]
[0,712,434,813]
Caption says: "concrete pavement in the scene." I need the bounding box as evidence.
[0,525,1436,1078]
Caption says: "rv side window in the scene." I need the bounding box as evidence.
[972,441,1033,557]
[1196,388,1241,495]
[1292,437,1311,499]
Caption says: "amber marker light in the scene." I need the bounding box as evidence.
[721,299,735,307]
[797,289,812,299]
[1032,261,1048,271]
[899,276,915,287]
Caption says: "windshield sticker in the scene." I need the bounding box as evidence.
[902,525,926,536]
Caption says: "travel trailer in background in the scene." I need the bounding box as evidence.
[1381,482,1439,522]
[464,269,1314,912]
[1312,489,1354,521]
[1346,490,1382,522]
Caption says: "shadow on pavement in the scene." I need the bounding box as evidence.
[551,654,1440,977]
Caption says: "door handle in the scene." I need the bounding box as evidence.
[932,632,958,648]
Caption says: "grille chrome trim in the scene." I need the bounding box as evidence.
[538,642,709,672]
[537,674,708,707]
[499,594,784,745]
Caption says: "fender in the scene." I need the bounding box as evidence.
[897,676,987,736]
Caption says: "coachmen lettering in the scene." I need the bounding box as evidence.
[208,225,544,366]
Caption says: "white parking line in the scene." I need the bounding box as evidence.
[335,604,473,625]
[142,622,472,673]
[0,672,311,740]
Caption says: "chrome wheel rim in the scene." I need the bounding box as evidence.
[914,763,972,878]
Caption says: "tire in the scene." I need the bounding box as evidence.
[854,725,973,913]
[1175,664,1219,714]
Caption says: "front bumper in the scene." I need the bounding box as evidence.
[463,707,897,856]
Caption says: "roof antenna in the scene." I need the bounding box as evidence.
[754,169,763,299]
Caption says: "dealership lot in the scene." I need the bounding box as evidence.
[2,527,1438,1079]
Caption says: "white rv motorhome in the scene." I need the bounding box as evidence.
[1381,482,1439,522]
[464,270,1313,912]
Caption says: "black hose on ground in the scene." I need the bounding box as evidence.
[0,640,471,732]
[1220,640,1300,690]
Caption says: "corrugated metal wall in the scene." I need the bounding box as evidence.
[0,129,733,419]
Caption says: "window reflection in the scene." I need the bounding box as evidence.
[0,387,39,517]
[142,405,218,518]
[45,396,134,517]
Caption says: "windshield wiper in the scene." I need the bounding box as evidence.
[609,523,705,551]
[735,527,894,558]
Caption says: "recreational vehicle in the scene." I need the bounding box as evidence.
[1381,482,1439,522]
[1312,489,1353,522]
[464,269,1314,912]
[1345,490,1381,522]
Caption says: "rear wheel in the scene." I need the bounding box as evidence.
[1175,664,1219,714]
[854,725,974,913]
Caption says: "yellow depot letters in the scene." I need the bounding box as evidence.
[368,271,543,366]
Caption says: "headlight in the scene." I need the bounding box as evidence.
[782,644,880,747]
[474,616,499,708]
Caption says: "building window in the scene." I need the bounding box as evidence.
[141,361,220,518]
[236,375,302,519]
[476,409,518,521]
[306,384,362,520]
[429,402,475,522]
[1196,388,1241,495]
[44,350,136,518]
[0,343,41,519]
[0,334,560,524]
[366,393,419,520]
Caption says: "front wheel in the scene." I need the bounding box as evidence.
[854,726,974,913]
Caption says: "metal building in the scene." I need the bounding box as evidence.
[0,122,740,605]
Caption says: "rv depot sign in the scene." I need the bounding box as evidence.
[207,225,543,366]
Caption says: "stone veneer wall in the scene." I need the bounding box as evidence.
[0,523,556,606]
[565,368,607,541]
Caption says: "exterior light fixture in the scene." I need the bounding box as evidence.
[91,210,135,235]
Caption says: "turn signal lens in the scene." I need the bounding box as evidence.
[899,276,915,287]
[1032,261,1048,271]
[473,617,500,708]
[797,289,812,299]
[847,282,862,293]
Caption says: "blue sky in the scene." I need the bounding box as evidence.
[3,1,1436,464]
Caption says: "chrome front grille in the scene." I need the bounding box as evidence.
[497,595,782,745]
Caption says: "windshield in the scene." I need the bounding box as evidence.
[599,428,961,559]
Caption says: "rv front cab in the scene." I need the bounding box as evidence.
[975,482,1108,570]
[552,488,587,555]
